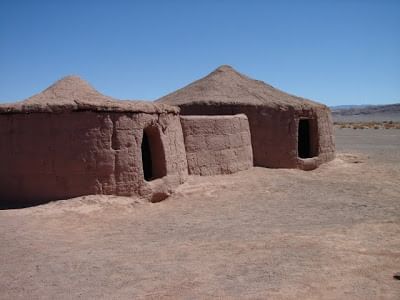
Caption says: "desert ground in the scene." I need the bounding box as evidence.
[1,128,399,299]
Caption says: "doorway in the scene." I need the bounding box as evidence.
[298,119,317,158]
[141,126,167,181]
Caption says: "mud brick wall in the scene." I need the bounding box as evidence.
[180,114,253,175]
[0,111,187,206]
[179,104,335,170]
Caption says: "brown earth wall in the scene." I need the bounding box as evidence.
[294,107,336,170]
[179,104,335,170]
[0,111,188,207]
[180,114,253,175]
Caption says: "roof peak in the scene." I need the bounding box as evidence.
[0,76,179,114]
[44,75,94,92]
[157,65,325,108]
[59,75,84,80]
[212,64,241,75]
[215,64,235,71]
[18,75,112,106]
[209,65,251,81]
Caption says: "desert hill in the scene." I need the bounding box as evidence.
[331,103,400,122]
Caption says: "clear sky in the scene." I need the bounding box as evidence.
[0,0,399,106]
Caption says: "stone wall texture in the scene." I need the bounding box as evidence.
[179,104,335,170]
[180,114,253,176]
[0,111,188,207]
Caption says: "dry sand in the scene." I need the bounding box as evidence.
[1,128,399,299]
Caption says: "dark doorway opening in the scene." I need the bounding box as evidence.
[298,119,317,159]
[141,126,167,181]
[141,131,153,181]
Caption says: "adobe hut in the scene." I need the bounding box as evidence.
[0,76,188,207]
[157,65,335,170]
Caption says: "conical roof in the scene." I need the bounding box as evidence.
[157,65,325,109]
[0,76,177,114]
[21,75,116,106]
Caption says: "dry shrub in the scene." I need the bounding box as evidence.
[337,121,400,129]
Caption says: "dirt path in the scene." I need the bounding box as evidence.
[1,129,399,299]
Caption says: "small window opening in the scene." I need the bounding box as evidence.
[298,119,318,158]
[141,126,167,181]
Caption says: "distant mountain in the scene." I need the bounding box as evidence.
[330,104,372,110]
[331,103,400,122]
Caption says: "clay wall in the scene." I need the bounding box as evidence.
[291,106,335,170]
[179,104,335,170]
[180,114,253,175]
[315,107,335,162]
[0,111,188,207]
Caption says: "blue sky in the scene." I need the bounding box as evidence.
[0,0,399,106]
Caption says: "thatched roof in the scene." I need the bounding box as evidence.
[157,65,325,109]
[0,76,177,114]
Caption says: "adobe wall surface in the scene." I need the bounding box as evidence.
[0,111,187,207]
[294,106,336,170]
[180,114,253,176]
[179,104,335,170]
[316,107,336,162]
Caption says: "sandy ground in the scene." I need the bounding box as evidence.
[1,128,399,299]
